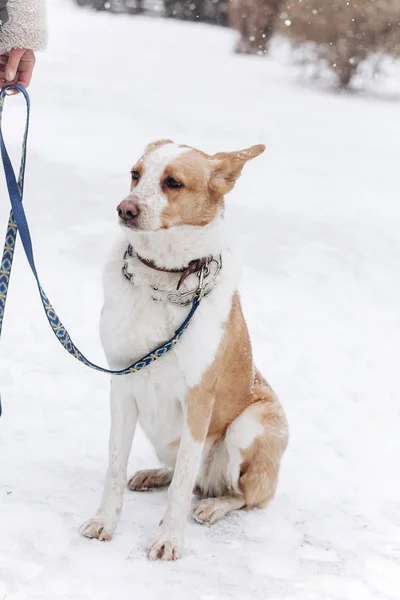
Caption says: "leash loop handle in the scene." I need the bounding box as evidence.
[0,85,201,416]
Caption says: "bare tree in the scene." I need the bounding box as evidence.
[230,0,283,55]
[281,0,400,88]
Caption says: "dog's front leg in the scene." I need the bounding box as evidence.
[81,376,138,541]
[148,392,214,561]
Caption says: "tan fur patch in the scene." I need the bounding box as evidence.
[185,293,254,442]
[145,139,173,154]
[238,377,288,508]
[128,142,265,229]
[185,293,288,509]
[130,160,144,191]
[159,150,220,229]
[168,438,180,449]
[209,145,266,199]
[158,144,265,229]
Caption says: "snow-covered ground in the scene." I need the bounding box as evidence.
[1,1,400,598]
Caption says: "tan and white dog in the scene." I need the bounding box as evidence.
[81,140,288,561]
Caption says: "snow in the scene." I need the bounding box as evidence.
[1,1,400,598]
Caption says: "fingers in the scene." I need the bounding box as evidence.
[0,50,36,93]
[0,55,15,90]
[17,58,36,89]
[5,48,25,82]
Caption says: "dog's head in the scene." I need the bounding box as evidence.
[117,140,265,232]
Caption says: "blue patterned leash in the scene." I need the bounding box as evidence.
[0,84,202,416]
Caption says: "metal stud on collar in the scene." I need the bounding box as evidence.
[122,247,222,307]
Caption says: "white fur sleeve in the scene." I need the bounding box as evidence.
[0,0,47,54]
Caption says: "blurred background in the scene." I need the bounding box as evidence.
[72,0,400,91]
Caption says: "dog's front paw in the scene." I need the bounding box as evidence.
[148,531,182,561]
[80,517,115,542]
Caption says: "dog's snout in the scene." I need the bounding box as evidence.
[117,200,140,223]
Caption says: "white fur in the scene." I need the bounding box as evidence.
[81,218,237,554]
[81,147,258,559]
[196,410,264,498]
[125,212,226,270]
[99,224,236,451]
[148,418,205,560]
[225,409,264,495]
[81,377,138,541]
[227,409,264,450]
[196,439,230,497]
[124,143,189,232]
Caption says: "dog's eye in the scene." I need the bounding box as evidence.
[166,177,183,189]
[131,170,140,181]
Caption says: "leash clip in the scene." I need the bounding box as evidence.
[122,245,135,283]
[196,255,222,300]
[196,264,208,299]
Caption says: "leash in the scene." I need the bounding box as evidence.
[0,84,202,417]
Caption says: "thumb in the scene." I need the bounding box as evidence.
[5,48,25,81]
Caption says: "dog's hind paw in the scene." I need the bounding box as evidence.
[80,518,115,542]
[192,496,245,525]
[128,468,173,492]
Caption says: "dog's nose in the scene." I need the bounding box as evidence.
[117,200,140,223]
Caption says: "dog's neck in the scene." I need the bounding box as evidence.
[123,214,225,270]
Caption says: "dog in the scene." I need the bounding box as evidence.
[81,140,288,561]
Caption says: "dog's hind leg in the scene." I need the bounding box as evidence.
[81,376,138,541]
[128,468,173,491]
[193,374,288,526]
[227,374,288,511]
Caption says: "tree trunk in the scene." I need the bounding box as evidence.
[230,0,283,55]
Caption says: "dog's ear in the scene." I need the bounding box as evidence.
[145,139,173,154]
[209,144,265,198]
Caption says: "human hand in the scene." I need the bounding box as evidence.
[0,48,36,94]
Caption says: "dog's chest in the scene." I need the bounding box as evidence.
[100,249,231,383]
[100,244,235,461]
[100,258,184,367]
[135,377,184,466]
[101,277,188,461]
